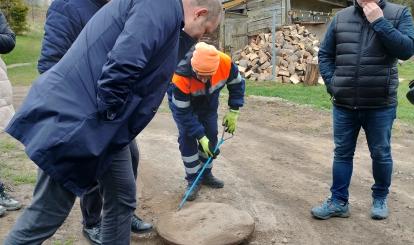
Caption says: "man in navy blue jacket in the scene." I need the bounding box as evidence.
[311,0,414,221]
[37,0,152,243]
[4,0,222,244]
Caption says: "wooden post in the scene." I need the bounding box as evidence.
[304,63,319,86]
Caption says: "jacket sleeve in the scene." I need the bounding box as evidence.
[170,80,205,140]
[371,8,414,60]
[226,63,245,110]
[37,0,83,74]
[318,16,336,95]
[0,11,16,54]
[96,0,180,120]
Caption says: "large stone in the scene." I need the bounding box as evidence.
[159,203,256,245]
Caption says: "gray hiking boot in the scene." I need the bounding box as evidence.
[202,173,224,188]
[82,224,101,245]
[0,205,6,217]
[0,190,22,211]
[184,181,201,201]
[371,198,389,220]
[311,198,350,220]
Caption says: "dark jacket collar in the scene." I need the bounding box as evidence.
[175,46,195,78]
[89,0,108,8]
[178,0,185,28]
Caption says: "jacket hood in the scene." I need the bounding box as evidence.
[175,46,196,78]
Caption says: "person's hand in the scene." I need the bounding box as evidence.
[222,109,239,134]
[363,2,384,23]
[198,136,213,157]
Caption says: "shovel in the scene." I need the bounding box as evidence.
[177,129,233,211]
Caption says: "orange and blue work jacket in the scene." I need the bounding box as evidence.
[167,49,245,139]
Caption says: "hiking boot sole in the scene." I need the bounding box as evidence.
[82,230,101,245]
[201,181,224,189]
[311,210,350,220]
[371,214,388,220]
[4,205,22,211]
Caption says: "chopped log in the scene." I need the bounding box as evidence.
[248,53,259,61]
[278,70,290,77]
[245,70,254,79]
[258,51,267,64]
[238,66,247,74]
[288,64,296,75]
[304,63,319,86]
[239,59,249,68]
[290,74,301,84]
[260,61,271,70]
[282,76,291,83]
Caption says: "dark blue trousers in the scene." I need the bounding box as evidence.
[330,105,396,202]
[80,140,139,228]
[176,111,218,182]
[4,146,136,245]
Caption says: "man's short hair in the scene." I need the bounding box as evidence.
[191,0,223,20]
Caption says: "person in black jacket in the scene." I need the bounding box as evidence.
[311,0,414,221]
[0,11,15,54]
[0,9,22,218]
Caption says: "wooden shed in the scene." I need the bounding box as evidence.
[204,0,352,54]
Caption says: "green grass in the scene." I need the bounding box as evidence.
[52,239,74,245]
[1,24,43,86]
[398,60,414,80]
[0,134,37,185]
[6,63,39,86]
[246,81,332,109]
[245,60,414,125]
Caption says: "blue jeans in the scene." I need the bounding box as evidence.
[330,105,396,202]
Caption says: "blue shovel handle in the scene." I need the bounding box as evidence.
[177,136,227,211]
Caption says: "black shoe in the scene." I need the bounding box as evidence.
[82,224,101,245]
[202,173,224,188]
[131,214,153,233]
[184,181,202,201]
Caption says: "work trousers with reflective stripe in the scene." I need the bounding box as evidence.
[177,111,218,182]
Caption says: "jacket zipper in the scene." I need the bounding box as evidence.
[354,20,367,110]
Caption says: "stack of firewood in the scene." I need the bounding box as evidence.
[233,24,320,85]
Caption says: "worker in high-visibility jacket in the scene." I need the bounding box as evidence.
[168,42,245,201]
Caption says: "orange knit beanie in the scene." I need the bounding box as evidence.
[191,42,220,76]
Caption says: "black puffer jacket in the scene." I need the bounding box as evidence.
[319,0,414,109]
[0,10,15,54]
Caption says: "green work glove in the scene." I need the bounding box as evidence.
[222,109,239,134]
[198,136,213,157]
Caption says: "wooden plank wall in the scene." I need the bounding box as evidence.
[246,0,284,35]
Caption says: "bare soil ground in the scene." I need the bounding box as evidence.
[1,86,414,245]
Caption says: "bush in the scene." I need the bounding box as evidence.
[0,0,29,34]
